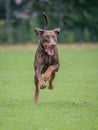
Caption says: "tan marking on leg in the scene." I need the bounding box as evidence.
[44,66,54,81]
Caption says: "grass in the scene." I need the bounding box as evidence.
[0,45,98,130]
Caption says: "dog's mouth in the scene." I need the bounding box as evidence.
[45,46,55,56]
[42,42,56,56]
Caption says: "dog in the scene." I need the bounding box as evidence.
[34,12,61,103]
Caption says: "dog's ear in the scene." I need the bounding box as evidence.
[54,28,61,35]
[34,28,45,36]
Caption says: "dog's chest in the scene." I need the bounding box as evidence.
[43,55,56,71]
[44,56,51,68]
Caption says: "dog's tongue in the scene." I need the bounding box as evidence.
[46,48,54,56]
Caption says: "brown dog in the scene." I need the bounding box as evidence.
[34,13,60,103]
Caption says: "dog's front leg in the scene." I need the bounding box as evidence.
[35,68,46,89]
[44,64,59,81]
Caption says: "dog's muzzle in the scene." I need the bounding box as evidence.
[42,41,56,56]
[45,45,56,56]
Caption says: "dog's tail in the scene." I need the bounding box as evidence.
[42,12,48,30]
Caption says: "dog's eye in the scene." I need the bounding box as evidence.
[52,35,55,39]
[52,35,56,41]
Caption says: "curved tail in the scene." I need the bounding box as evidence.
[42,12,48,30]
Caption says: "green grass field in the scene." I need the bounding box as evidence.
[0,45,98,130]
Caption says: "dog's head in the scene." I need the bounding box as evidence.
[34,28,60,56]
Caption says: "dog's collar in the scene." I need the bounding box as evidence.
[39,43,44,51]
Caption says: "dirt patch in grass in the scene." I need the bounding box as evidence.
[58,43,98,49]
[0,43,98,51]
[0,43,37,51]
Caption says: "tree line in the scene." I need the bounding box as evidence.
[0,0,98,43]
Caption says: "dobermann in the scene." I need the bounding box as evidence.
[34,12,61,103]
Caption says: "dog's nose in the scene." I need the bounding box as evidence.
[51,42,56,47]
[50,44,56,48]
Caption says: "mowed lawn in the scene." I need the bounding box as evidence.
[0,45,98,130]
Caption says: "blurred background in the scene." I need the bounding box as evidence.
[0,0,98,44]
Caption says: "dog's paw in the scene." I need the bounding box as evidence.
[34,96,38,104]
[39,79,47,89]
[48,85,54,89]
[40,84,47,89]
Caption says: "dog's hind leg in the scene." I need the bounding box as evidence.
[34,76,39,104]
[48,72,55,89]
